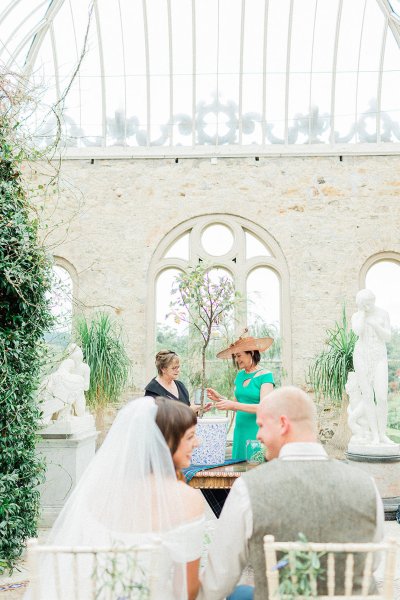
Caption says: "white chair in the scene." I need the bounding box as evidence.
[27,538,163,600]
[264,535,399,599]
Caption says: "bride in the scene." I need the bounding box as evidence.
[27,396,205,600]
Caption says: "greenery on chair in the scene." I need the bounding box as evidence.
[276,533,326,599]
[0,108,53,571]
[308,306,356,405]
[74,312,131,410]
[93,548,150,599]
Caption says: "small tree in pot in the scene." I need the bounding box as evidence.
[74,312,131,444]
[170,264,238,417]
[307,306,357,456]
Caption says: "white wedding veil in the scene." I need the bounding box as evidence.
[29,396,190,599]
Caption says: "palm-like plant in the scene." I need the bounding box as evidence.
[308,307,357,405]
[74,312,131,410]
[308,306,357,457]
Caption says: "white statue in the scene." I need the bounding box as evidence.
[346,371,370,444]
[349,289,397,451]
[40,344,90,425]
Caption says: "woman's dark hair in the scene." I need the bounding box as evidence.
[154,396,196,456]
[231,350,261,368]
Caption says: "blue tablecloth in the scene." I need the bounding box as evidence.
[182,459,245,483]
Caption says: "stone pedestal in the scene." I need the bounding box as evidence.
[348,441,400,456]
[345,451,400,520]
[37,427,98,527]
[40,413,95,436]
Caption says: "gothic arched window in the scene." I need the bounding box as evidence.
[45,263,74,348]
[148,215,290,391]
[361,253,400,437]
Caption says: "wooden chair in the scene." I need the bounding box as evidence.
[27,538,163,600]
[264,535,399,599]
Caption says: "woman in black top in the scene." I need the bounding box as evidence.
[145,350,212,413]
[144,350,190,406]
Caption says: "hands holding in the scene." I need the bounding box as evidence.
[206,388,236,411]
[192,402,213,415]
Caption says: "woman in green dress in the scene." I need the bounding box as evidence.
[207,334,275,460]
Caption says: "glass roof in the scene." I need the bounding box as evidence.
[1,0,400,151]
[389,0,400,17]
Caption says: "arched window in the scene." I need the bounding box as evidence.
[361,254,400,437]
[45,264,74,348]
[148,215,290,391]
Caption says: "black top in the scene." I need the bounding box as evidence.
[144,378,190,407]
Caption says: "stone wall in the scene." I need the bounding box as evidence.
[36,154,400,390]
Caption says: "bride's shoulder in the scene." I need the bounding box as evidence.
[177,481,205,519]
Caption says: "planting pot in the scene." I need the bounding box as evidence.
[191,416,229,465]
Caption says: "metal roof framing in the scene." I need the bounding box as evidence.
[1,0,400,153]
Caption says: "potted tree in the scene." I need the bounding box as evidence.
[307,306,357,456]
[170,264,238,464]
[74,312,131,445]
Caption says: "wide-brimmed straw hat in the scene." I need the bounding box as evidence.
[216,332,274,359]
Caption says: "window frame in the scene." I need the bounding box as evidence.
[146,214,292,383]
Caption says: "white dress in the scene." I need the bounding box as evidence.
[26,398,205,600]
[28,516,205,600]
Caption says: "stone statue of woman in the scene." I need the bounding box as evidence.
[350,289,395,447]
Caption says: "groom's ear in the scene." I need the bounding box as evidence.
[279,415,290,435]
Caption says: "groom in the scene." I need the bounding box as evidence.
[198,386,384,600]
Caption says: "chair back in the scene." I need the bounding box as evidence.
[27,538,163,600]
[264,535,398,599]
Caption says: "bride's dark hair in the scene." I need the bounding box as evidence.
[155,396,196,455]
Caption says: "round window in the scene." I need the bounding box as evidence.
[201,224,234,256]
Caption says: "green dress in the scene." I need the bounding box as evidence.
[232,369,275,460]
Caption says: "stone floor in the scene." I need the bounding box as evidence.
[1,517,400,599]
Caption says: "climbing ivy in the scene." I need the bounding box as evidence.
[0,110,53,572]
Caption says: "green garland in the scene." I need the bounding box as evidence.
[0,123,53,572]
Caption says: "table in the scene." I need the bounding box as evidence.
[188,463,257,489]
[188,463,258,516]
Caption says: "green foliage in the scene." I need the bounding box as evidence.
[169,264,239,414]
[0,118,53,572]
[387,328,400,431]
[277,533,326,599]
[93,549,150,599]
[387,327,400,399]
[249,316,281,361]
[308,306,357,405]
[74,312,131,409]
[249,316,282,386]
[156,324,188,358]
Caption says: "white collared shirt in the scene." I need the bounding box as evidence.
[197,442,384,600]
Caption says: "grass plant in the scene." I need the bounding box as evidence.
[74,312,131,410]
[308,306,356,405]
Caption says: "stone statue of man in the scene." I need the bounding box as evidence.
[351,289,394,446]
[40,344,90,424]
[346,371,370,444]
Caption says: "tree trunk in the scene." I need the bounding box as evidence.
[199,348,206,418]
